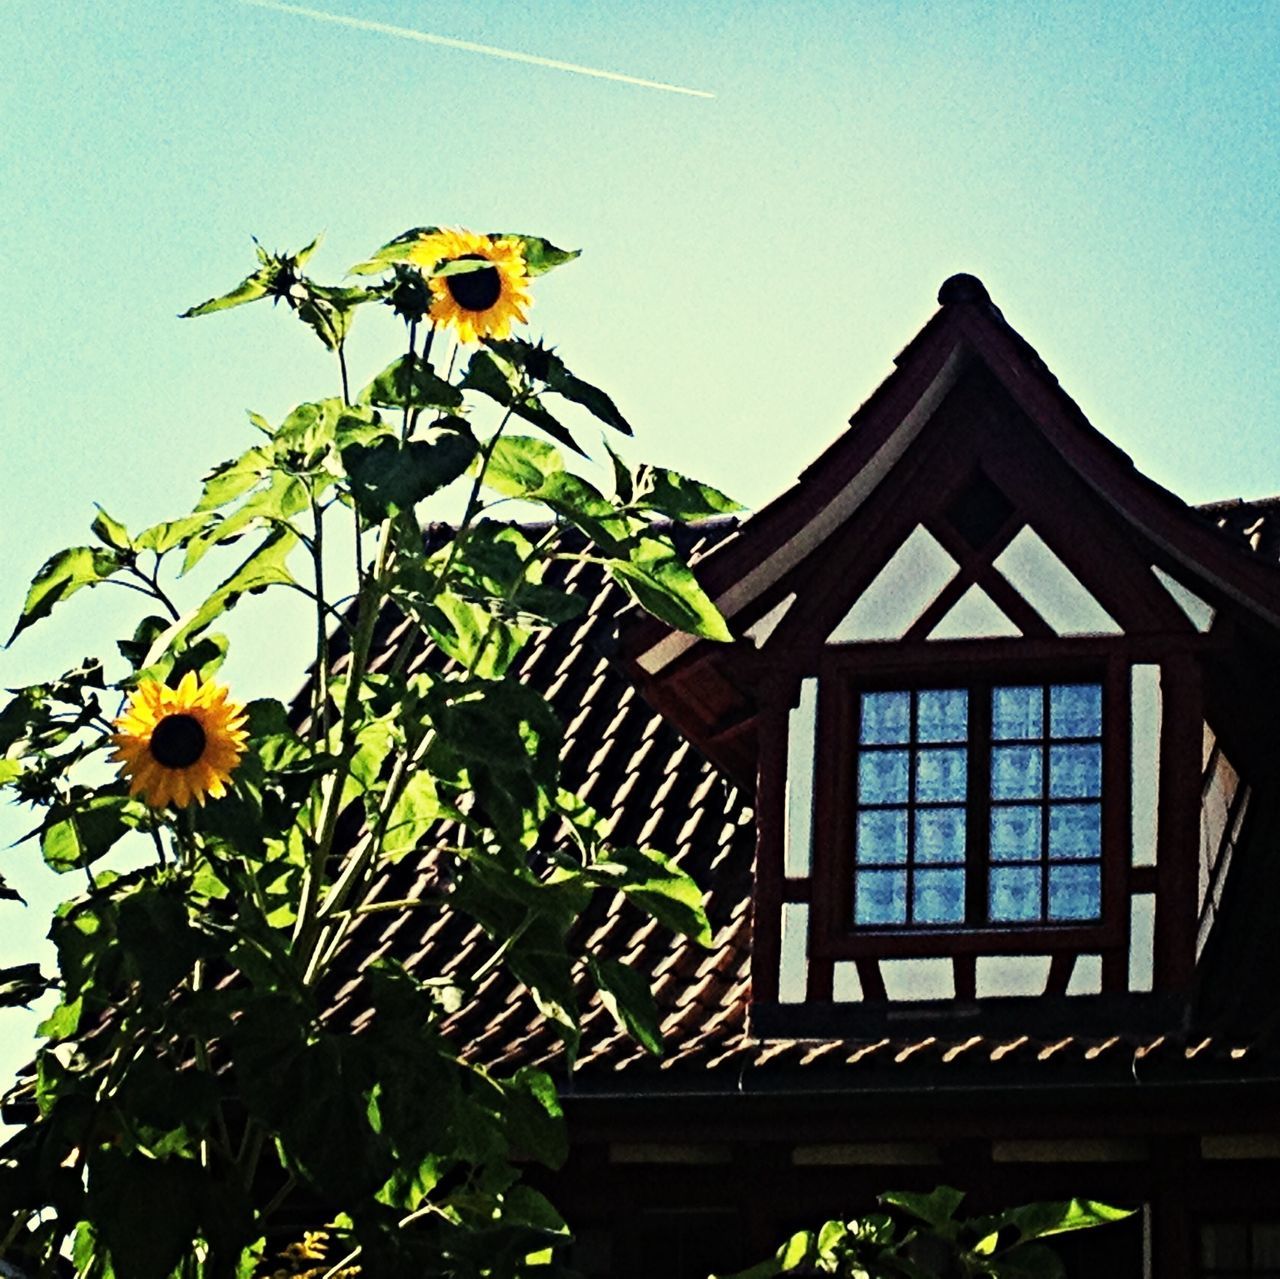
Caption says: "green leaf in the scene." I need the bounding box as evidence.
[180,268,271,317]
[40,797,131,872]
[422,592,530,680]
[360,354,465,413]
[490,233,580,277]
[502,1068,567,1170]
[183,472,310,573]
[0,759,23,786]
[195,445,273,514]
[1002,1199,1136,1243]
[86,1148,205,1279]
[881,1186,966,1232]
[0,963,52,1008]
[135,513,210,555]
[634,465,744,520]
[347,225,443,276]
[91,505,132,551]
[597,846,713,947]
[174,527,298,646]
[609,536,732,641]
[461,350,587,457]
[479,435,565,498]
[381,770,440,858]
[342,430,478,521]
[9,545,122,644]
[484,338,632,435]
[588,957,663,1055]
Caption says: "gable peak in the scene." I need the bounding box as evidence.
[938,273,991,306]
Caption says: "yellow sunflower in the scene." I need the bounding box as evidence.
[408,228,532,344]
[111,672,248,809]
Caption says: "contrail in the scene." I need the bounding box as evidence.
[235,0,715,98]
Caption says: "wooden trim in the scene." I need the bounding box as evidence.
[819,922,1118,961]
[783,878,812,902]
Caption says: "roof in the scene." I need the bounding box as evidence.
[323,493,1280,1099]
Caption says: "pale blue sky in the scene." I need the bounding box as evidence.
[2,0,1277,1086]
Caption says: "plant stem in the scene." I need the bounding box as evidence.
[309,495,331,749]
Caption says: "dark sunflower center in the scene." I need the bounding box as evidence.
[445,255,502,312]
[149,714,207,770]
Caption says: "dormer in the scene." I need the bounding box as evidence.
[622,276,1280,1037]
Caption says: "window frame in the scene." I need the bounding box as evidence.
[810,649,1131,961]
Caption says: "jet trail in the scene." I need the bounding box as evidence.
[235,0,715,98]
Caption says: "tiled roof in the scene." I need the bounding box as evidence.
[320,502,1280,1096]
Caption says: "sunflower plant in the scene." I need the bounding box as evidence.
[0,226,742,1279]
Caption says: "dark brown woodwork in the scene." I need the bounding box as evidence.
[751,689,791,1006]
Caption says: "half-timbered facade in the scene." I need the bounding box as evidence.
[340,276,1280,1277]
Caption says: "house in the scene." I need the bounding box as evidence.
[333,276,1280,1278]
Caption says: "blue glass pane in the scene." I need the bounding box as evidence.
[1049,683,1102,739]
[914,868,966,924]
[858,750,909,803]
[990,804,1041,861]
[915,807,966,863]
[860,691,910,744]
[1047,863,1101,920]
[992,685,1042,741]
[991,746,1043,799]
[989,865,1042,922]
[915,747,967,802]
[857,808,908,864]
[855,869,907,925]
[1049,744,1102,798]
[1048,803,1101,860]
[917,689,968,743]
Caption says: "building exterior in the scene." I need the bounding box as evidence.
[342,277,1280,1277]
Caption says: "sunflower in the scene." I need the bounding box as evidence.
[111,672,248,809]
[408,228,532,344]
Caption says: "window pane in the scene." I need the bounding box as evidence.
[857,809,908,864]
[914,868,965,924]
[989,866,1042,922]
[855,869,907,925]
[1048,864,1101,920]
[1049,683,1102,738]
[860,691,910,744]
[990,804,1041,861]
[1201,1224,1248,1269]
[915,747,966,802]
[916,688,968,743]
[1048,744,1102,798]
[858,750,910,803]
[1254,1224,1280,1268]
[991,746,1043,799]
[915,807,966,863]
[992,685,1042,740]
[1048,803,1101,860]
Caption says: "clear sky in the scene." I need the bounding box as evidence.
[1,0,1277,1088]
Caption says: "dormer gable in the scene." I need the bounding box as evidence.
[621,276,1280,1039]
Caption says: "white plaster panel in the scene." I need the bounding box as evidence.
[778,903,809,1004]
[1151,565,1216,632]
[1128,894,1156,992]
[829,525,958,642]
[975,954,1052,998]
[1065,953,1103,996]
[879,957,955,1002]
[1131,664,1161,868]
[993,527,1121,635]
[832,961,864,1003]
[784,678,818,877]
[928,584,1021,640]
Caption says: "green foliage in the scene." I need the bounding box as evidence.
[721,1187,1135,1279]
[0,225,736,1279]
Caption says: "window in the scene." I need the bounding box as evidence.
[1201,1223,1280,1277]
[852,680,1104,929]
